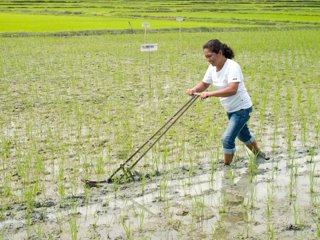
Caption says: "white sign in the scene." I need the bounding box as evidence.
[176,17,184,22]
[142,22,151,28]
[140,44,158,52]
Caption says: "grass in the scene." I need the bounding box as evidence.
[0,0,319,33]
[0,13,249,33]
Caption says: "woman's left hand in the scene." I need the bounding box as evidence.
[200,92,209,100]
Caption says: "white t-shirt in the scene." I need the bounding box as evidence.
[202,59,252,113]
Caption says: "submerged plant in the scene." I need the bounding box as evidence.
[191,196,205,221]
[68,203,78,240]
[120,216,133,240]
[248,154,257,182]
[138,209,145,233]
[159,177,168,202]
[309,163,316,193]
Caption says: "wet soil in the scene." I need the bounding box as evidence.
[1,144,319,239]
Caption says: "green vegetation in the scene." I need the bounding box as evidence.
[0,0,319,33]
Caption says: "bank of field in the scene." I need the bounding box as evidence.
[0,29,320,239]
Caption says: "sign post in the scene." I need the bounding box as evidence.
[140,44,158,90]
[142,22,150,43]
[176,17,184,33]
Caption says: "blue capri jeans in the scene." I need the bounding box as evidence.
[222,107,255,154]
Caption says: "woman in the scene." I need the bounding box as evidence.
[186,39,269,165]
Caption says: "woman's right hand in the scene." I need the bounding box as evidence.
[186,88,196,96]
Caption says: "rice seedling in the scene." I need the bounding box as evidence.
[68,203,78,240]
[159,177,168,202]
[120,216,133,240]
[191,195,205,222]
[309,163,316,194]
[317,208,320,238]
[229,168,235,185]
[138,209,145,233]
[58,158,66,204]
[141,174,146,195]
[289,164,295,199]
[218,192,227,214]
[293,201,299,226]
[246,186,256,210]
[37,224,44,240]
[248,154,257,183]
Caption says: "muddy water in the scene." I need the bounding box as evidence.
[1,144,319,239]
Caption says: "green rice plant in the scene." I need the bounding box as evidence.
[90,211,100,239]
[68,204,78,240]
[26,212,31,239]
[24,184,36,215]
[267,223,275,240]
[209,150,218,184]
[188,156,194,178]
[113,177,120,199]
[96,156,105,175]
[307,147,316,163]
[121,217,133,240]
[0,204,6,221]
[152,148,160,173]
[2,172,12,198]
[248,154,257,182]
[266,185,275,239]
[309,163,316,193]
[316,120,320,144]
[271,126,277,156]
[138,209,145,233]
[293,201,299,226]
[218,192,227,214]
[289,165,295,199]
[317,209,320,238]
[271,162,279,180]
[159,177,168,202]
[141,174,146,195]
[1,139,10,170]
[247,186,256,210]
[191,196,205,222]
[229,168,234,185]
[286,118,293,157]
[300,107,307,146]
[58,160,65,203]
[37,224,44,240]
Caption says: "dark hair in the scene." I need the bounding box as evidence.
[203,39,235,59]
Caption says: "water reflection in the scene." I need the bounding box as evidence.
[214,156,264,238]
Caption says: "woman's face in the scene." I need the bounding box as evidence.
[203,48,221,66]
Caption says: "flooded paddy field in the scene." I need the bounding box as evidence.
[0,30,320,239]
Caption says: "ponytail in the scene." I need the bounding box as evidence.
[203,39,235,59]
[222,43,234,59]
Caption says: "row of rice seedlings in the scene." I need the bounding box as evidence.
[68,202,78,240]
[317,201,320,238]
[266,183,275,239]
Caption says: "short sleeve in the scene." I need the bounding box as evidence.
[202,65,213,84]
[227,62,243,83]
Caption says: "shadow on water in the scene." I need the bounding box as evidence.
[213,155,266,238]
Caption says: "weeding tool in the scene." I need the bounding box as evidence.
[83,94,200,187]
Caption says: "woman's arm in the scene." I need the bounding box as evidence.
[186,81,210,96]
[200,82,239,99]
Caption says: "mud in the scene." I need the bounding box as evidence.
[1,144,319,239]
